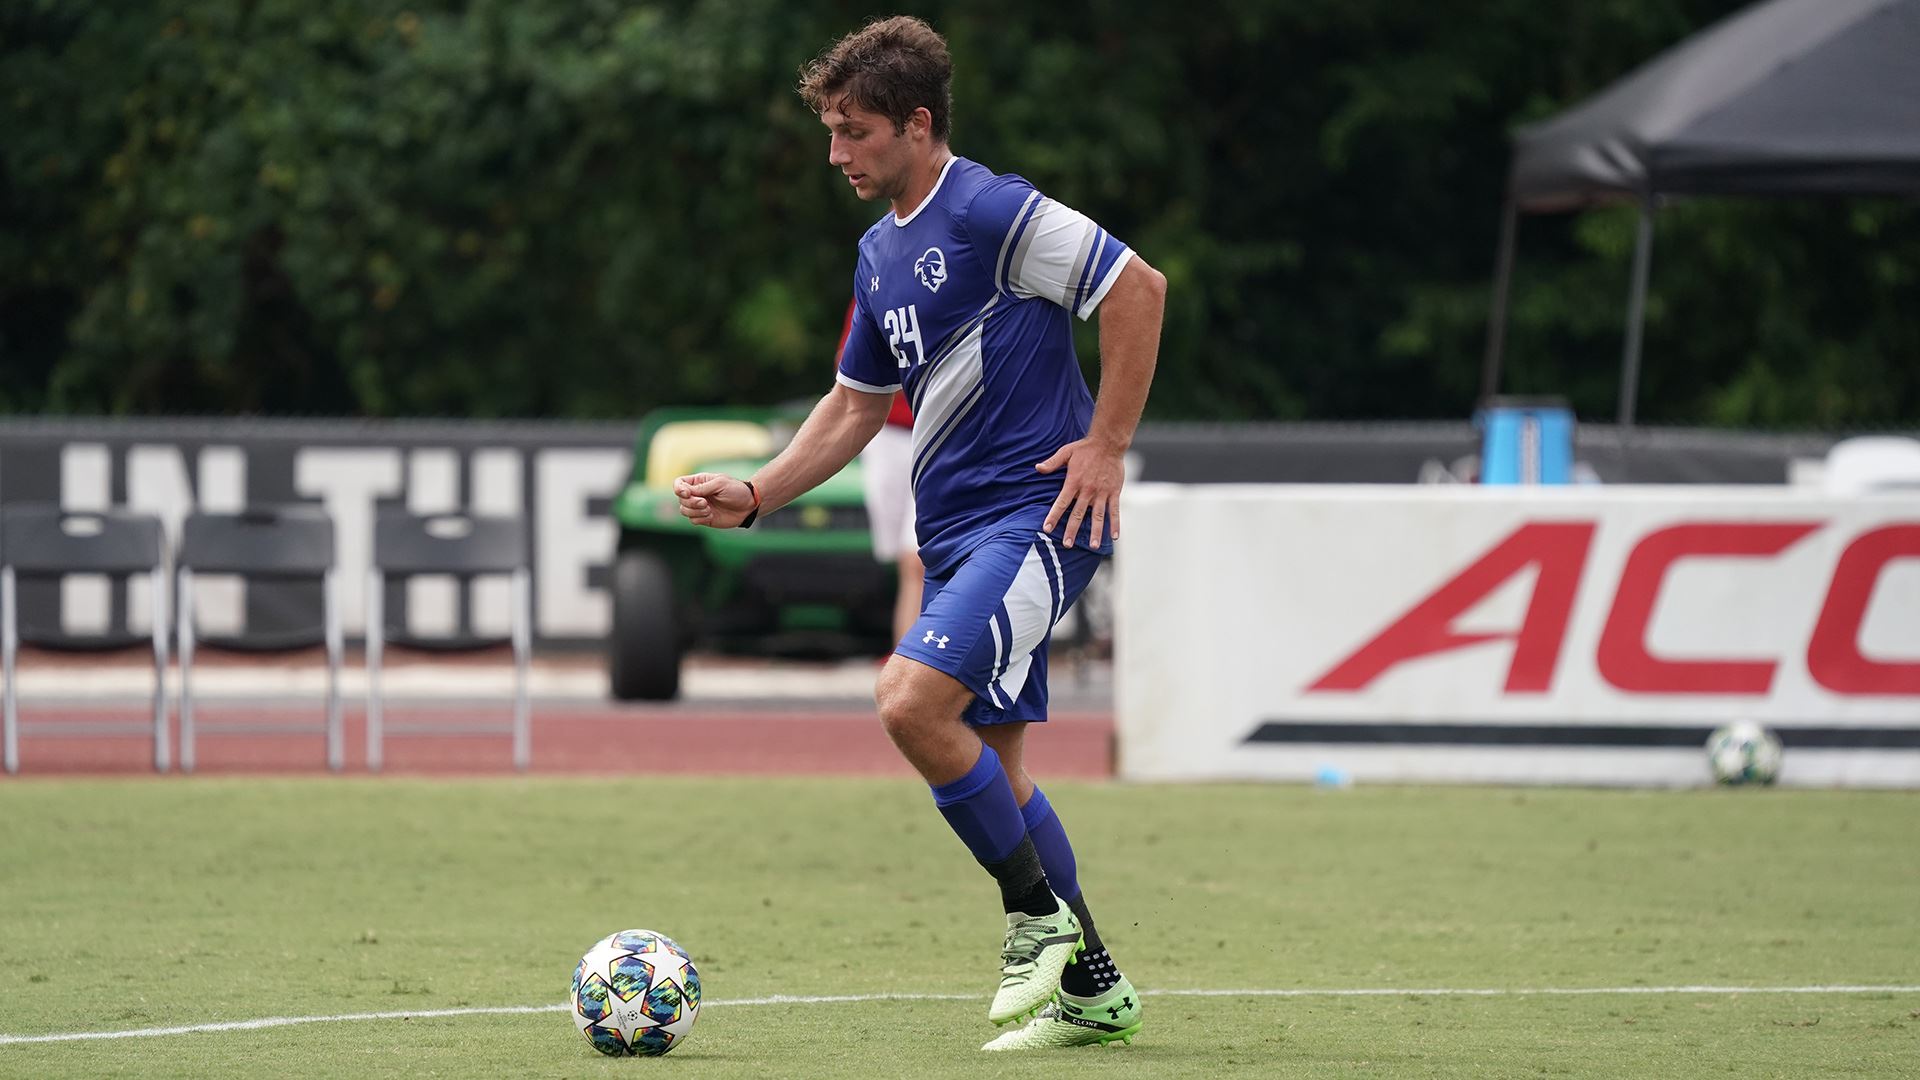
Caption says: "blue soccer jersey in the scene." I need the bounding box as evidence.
[836,156,1135,576]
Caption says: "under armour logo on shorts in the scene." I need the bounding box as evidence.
[922,630,949,649]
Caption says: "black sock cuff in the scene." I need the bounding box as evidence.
[981,837,1055,916]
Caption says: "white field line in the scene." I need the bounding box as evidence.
[3,985,1917,1046]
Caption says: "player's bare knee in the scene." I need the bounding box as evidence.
[873,664,922,743]
[875,694,915,745]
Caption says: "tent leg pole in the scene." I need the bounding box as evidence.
[1479,199,1519,404]
[1617,201,1655,432]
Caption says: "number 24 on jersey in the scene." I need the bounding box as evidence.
[882,305,924,370]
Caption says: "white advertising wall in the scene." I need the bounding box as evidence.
[1114,485,1920,787]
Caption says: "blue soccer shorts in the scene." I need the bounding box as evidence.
[892,527,1105,726]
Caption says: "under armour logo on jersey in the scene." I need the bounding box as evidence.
[870,275,880,292]
[914,247,947,293]
[922,630,949,649]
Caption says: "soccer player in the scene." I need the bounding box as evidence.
[673,15,1164,1051]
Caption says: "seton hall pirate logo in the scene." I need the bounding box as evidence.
[915,247,947,293]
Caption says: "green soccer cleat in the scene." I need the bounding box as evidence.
[985,898,1082,1025]
[982,974,1143,1051]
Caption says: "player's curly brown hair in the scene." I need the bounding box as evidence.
[797,15,952,141]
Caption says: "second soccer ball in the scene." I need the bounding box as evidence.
[1705,721,1783,786]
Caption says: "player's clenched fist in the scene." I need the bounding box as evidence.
[673,473,756,529]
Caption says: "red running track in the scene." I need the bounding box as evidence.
[1,704,1115,779]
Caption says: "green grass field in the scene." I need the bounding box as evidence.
[1,776,1916,1078]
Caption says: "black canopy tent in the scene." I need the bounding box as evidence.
[1480,0,1920,429]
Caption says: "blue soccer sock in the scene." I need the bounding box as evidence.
[1020,788,1080,913]
[932,745,1055,916]
[1024,787,1122,996]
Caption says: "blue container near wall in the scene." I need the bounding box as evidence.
[1476,398,1573,485]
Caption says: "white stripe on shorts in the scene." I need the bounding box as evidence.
[984,617,1007,709]
[988,542,1058,706]
[1035,532,1066,626]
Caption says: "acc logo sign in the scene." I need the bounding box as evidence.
[915,247,947,293]
[1306,520,1920,697]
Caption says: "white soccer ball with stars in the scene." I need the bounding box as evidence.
[570,929,702,1056]
[1705,721,1783,786]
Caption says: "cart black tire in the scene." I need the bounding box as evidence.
[608,550,681,700]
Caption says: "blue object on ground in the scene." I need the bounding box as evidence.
[1477,399,1573,484]
[1314,764,1353,789]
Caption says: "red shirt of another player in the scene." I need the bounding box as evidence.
[838,299,913,428]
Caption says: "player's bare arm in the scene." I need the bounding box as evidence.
[1037,256,1167,548]
[674,381,892,528]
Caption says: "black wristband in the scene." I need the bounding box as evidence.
[739,480,761,529]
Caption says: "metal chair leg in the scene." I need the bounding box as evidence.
[365,569,384,772]
[3,568,18,775]
[324,568,343,773]
[512,567,532,772]
[177,567,196,774]
[150,568,171,773]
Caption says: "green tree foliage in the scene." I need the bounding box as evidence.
[2,0,1915,423]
